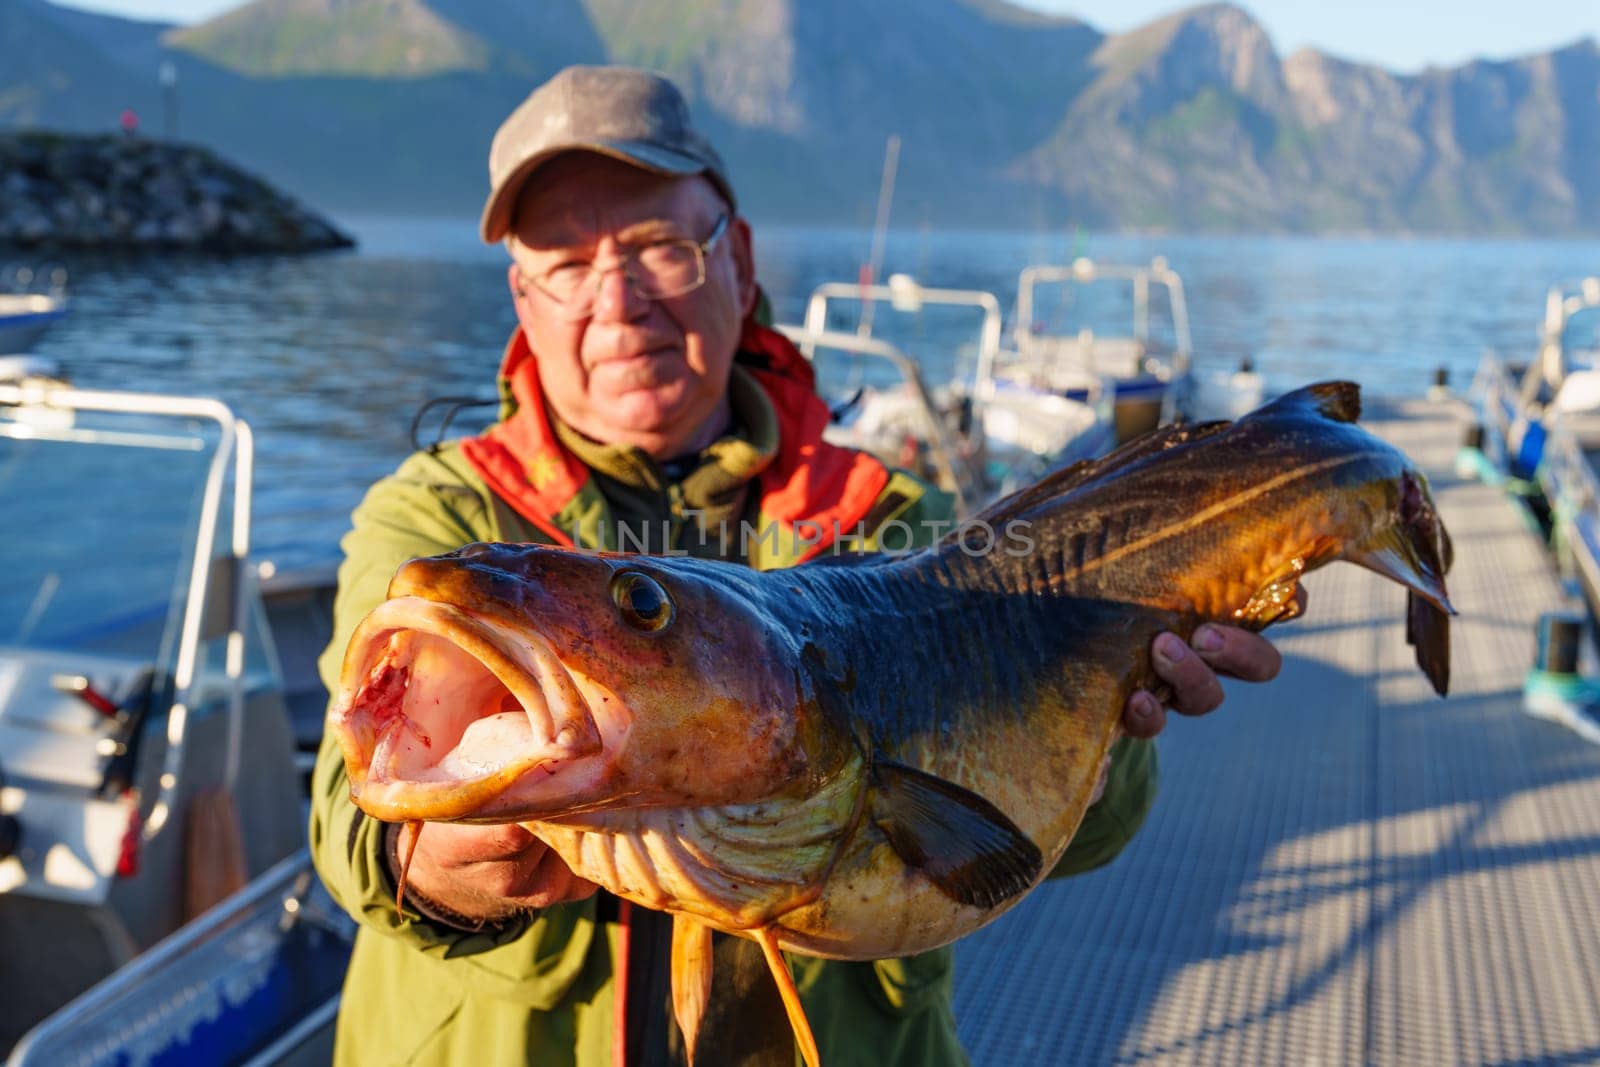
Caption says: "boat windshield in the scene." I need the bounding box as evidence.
[0,409,221,664]
[1567,305,1600,364]
[1023,277,1183,355]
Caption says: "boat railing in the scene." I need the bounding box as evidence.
[1013,256,1193,376]
[0,381,253,846]
[1528,276,1600,401]
[0,262,68,298]
[7,848,353,1066]
[801,275,1005,400]
[777,323,977,516]
[1471,349,1527,478]
[1537,419,1600,604]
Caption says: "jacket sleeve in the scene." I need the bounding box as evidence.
[307,449,600,1004]
[886,477,1161,879]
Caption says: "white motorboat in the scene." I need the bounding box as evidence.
[0,266,69,355]
[0,379,350,1063]
[1472,276,1600,488]
[1005,256,1194,443]
[793,273,1114,514]
[1526,280,1600,588]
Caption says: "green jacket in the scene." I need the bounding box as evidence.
[310,430,1157,1067]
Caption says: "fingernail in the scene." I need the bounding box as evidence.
[1130,691,1159,723]
[1154,632,1187,666]
[1193,626,1224,653]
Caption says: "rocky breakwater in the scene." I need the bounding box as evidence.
[0,131,354,253]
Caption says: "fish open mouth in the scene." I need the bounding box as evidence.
[328,596,607,822]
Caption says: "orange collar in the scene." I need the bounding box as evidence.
[459,320,889,559]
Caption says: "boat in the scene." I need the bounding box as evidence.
[0,265,69,355]
[1470,276,1600,490]
[792,273,1114,513]
[1463,276,1600,742]
[1003,256,1194,444]
[0,377,351,1062]
[1526,280,1600,597]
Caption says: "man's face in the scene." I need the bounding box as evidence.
[506,154,756,460]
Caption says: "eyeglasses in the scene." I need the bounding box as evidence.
[518,215,730,321]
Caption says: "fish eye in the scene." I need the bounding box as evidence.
[611,571,674,633]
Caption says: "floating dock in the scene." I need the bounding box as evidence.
[954,396,1600,1065]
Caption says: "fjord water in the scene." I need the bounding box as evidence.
[21,219,1600,570]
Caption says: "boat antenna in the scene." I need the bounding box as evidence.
[857,134,900,339]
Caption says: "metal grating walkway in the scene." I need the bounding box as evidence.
[952,397,1600,1066]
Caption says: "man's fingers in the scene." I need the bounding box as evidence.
[1151,632,1226,716]
[1122,690,1167,739]
[1130,611,1298,734]
[1191,623,1283,683]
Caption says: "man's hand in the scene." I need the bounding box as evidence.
[1121,590,1306,740]
[392,821,597,923]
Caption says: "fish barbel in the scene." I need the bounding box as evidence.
[327,382,1454,1065]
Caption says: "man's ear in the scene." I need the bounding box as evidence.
[507,260,539,333]
[728,215,757,319]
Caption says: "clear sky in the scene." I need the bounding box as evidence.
[53,0,1600,74]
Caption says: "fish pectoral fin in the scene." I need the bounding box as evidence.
[755,926,821,1067]
[868,759,1043,910]
[671,915,714,1065]
[1251,381,1361,425]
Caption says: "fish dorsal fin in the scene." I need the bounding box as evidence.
[868,759,1042,909]
[1250,380,1361,425]
[966,419,1231,533]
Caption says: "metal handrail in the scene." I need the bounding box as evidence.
[1528,276,1600,400]
[7,849,318,1064]
[801,278,1005,399]
[0,381,252,839]
[776,324,975,516]
[1014,256,1193,373]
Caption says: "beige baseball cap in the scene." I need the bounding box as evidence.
[480,65,736,243]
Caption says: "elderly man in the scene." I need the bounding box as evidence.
[310,65,1286,1067]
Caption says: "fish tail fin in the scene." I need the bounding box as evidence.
[1407,591,1451,696]
[1346,469,1454,695]
[755,926,821,1067]
[1346,524,1453,614]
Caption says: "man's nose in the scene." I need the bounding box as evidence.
[589,262,649,321]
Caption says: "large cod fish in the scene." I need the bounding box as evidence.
[328,382,1453,1066]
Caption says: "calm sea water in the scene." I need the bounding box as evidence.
[16,219,1600,570]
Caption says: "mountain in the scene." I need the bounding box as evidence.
[3,0,1597,233]
[1014,4,1600,232]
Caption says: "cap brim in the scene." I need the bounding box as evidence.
[480,140,711,243]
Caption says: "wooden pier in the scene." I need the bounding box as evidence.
[953,396,1600,1065]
